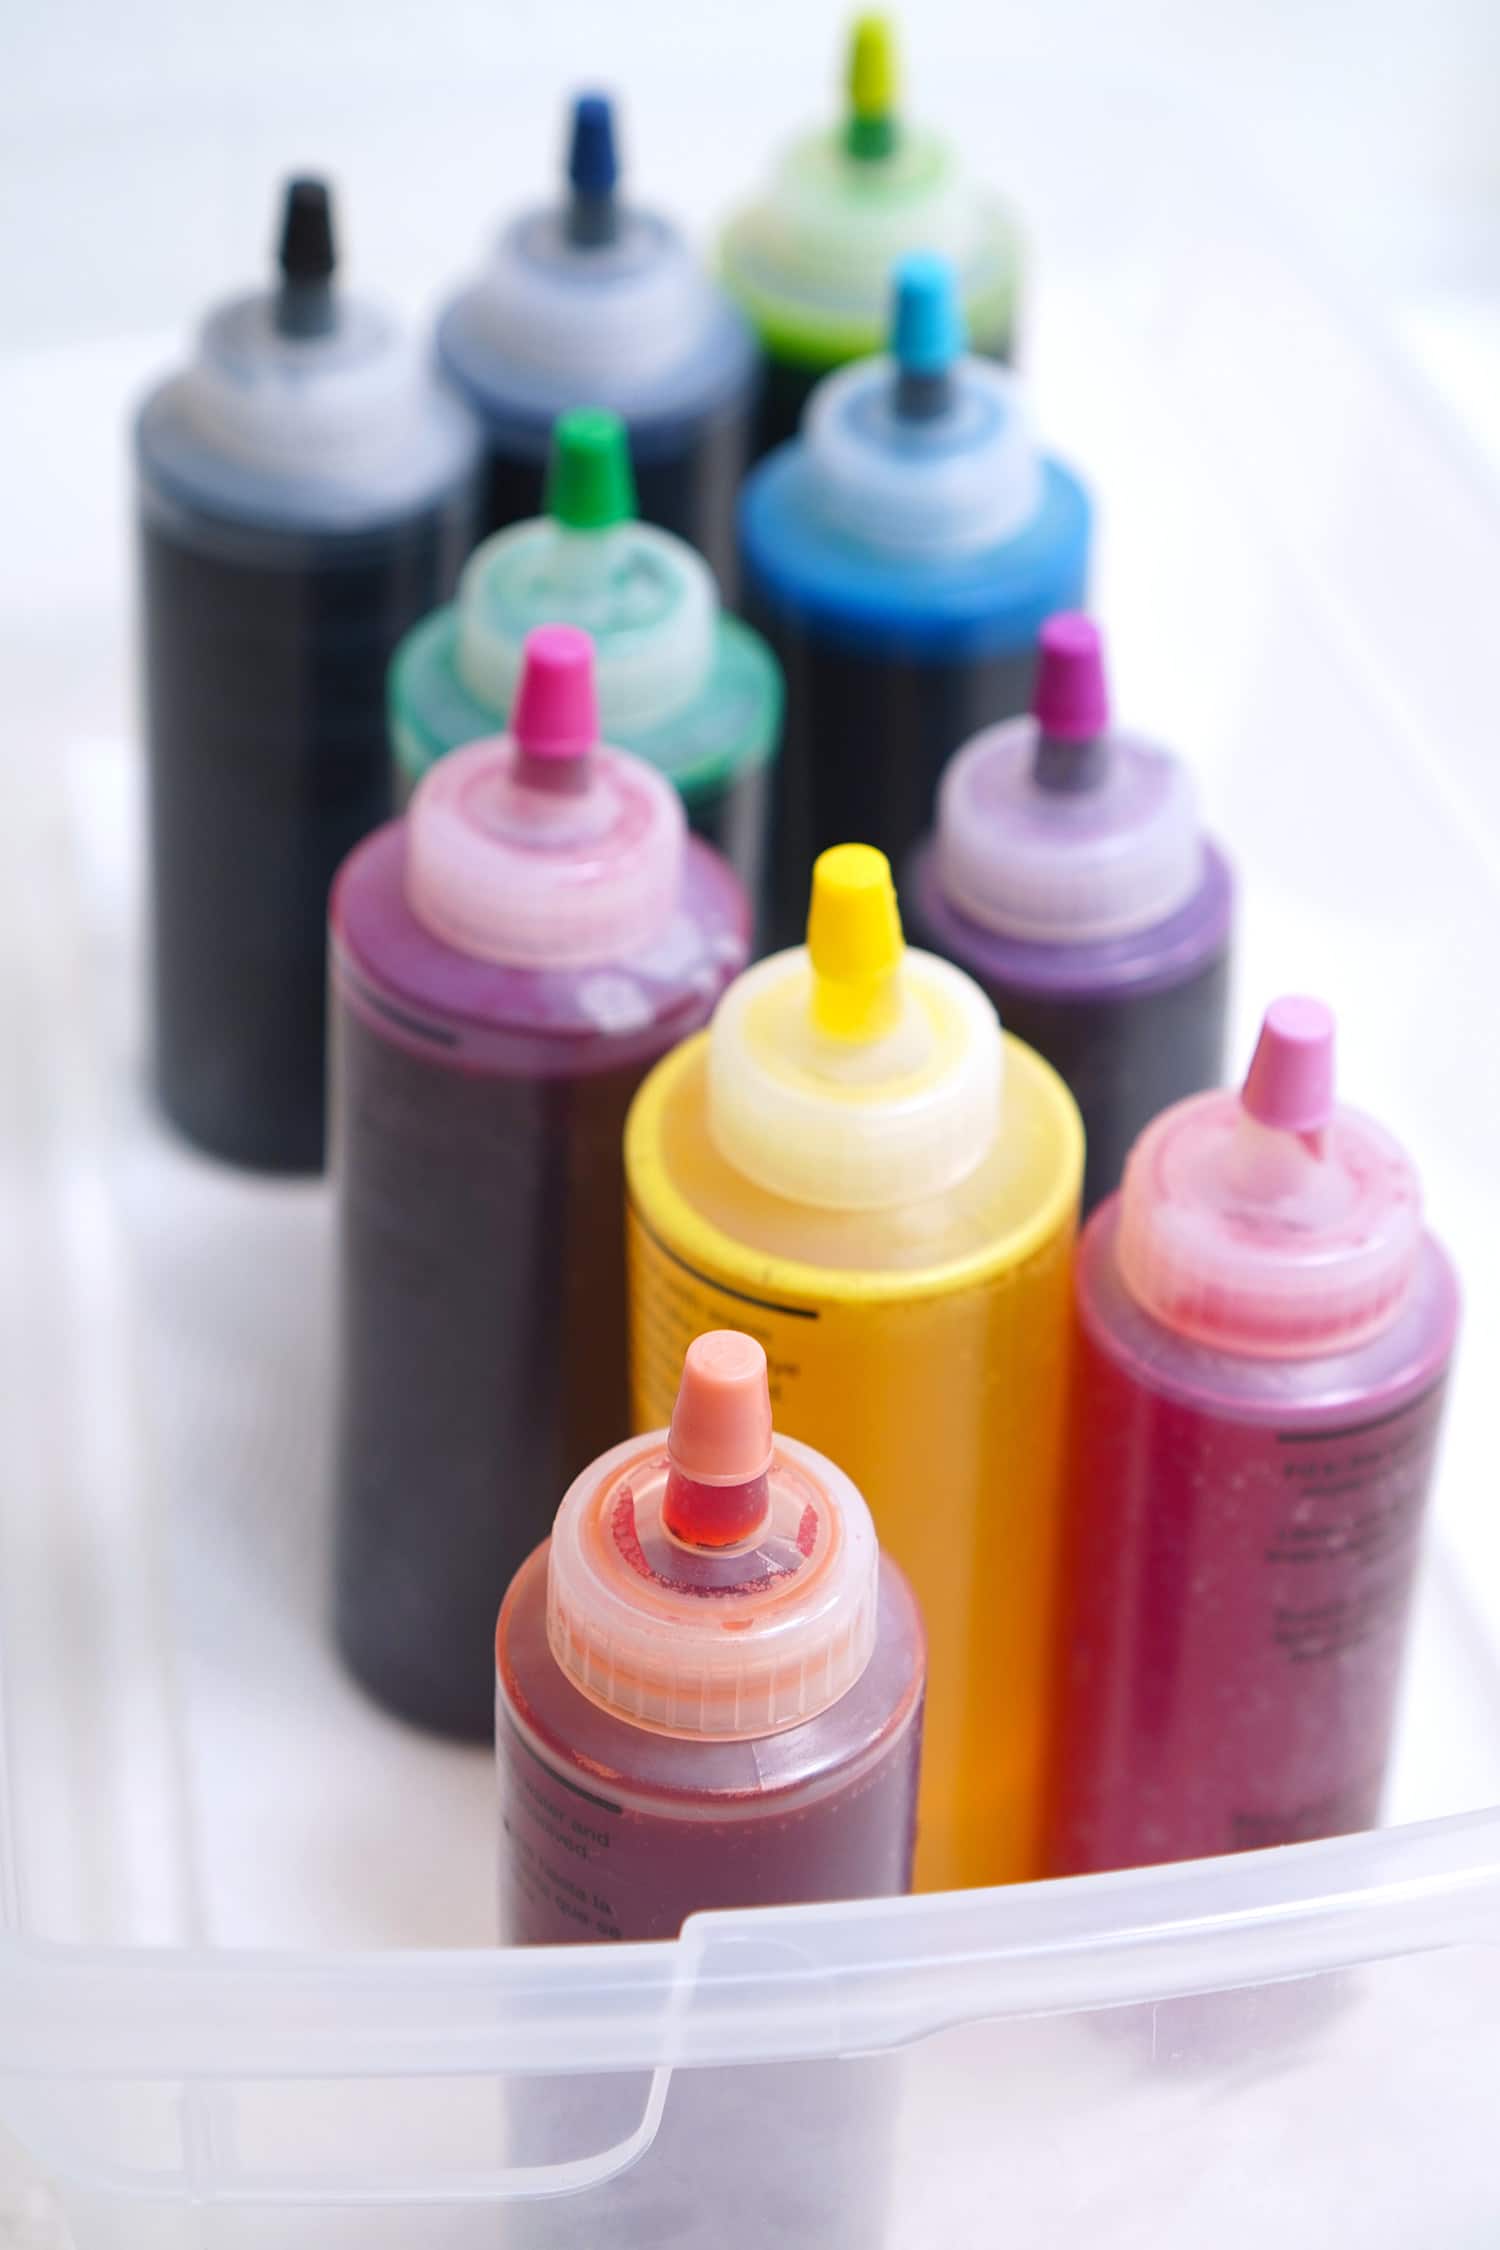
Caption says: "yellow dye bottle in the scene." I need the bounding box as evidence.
[625,845,1083,1889]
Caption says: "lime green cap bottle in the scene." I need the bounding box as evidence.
[722,14,1022,434]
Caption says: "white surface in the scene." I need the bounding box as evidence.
[3,47,1500,2250]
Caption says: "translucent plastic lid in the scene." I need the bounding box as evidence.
[405,625,685,968]
[1117,998,1426,1358]
[721,16,1018,366]
[800,256,1043,558]
[455,410,717,732]
[936,614,1204,942]
[708,844,1003,1211]
[546,1332,880,1738]
[136,177,476,532]
[436,94,754,438]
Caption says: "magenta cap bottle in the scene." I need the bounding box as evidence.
[495,1327,925,1943]
[905,612,1234,1213]
[1049,997,1460,1876]
[330,627,750,1739]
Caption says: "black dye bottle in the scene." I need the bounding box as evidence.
[135,177,480,1171]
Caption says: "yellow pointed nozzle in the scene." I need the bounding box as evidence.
[807,844,905,1041]
[848,13,899,118]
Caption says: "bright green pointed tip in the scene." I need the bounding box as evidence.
[545,407,637,531]
[845,15,899,159]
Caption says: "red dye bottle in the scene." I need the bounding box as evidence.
[495,1329,925,1944]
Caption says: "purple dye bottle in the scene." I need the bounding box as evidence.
[1049,998,1460,1877]
[330,627,749,1738]
[905,613,1233,1213]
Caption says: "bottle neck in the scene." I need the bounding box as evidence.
[1032,728,1109,795]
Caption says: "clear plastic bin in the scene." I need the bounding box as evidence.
[3,62,1500,2248]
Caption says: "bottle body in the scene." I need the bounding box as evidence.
[1049,1202,1460,1876]
[906,837,1235,1213]
[625,1030,1083,1890]
[497,1544,924,1942]
[138,469,476,1171]
[329,823,748,1737]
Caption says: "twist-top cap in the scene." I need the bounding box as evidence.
[934,612,1203,943]
[405,625,685,967]
[799,256,1042,554]
[707,846,1003,1211]
[545,1331,881,1738]
[137,175,477,528]
[454,411,717,734]
[1116,998,1426,1358]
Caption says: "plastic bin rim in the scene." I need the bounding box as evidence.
[1,1807,1497,2082]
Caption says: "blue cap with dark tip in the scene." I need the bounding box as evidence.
[568,93,619,200]
[891,253,965,376]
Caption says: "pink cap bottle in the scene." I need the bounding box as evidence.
[329,628,749,1740]
[495,1329,925,1944]
[1050,998,1459,1877]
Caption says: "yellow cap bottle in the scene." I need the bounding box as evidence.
[625,846,1083,1889]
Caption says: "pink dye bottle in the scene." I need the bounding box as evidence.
[495,1330,925,1944]
[330,627,748,1740]
[1050,997,1460,1876]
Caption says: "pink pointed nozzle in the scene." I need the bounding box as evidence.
[1033,612,1109,742]
[1240,996,1336,1133]
[668,1332,775,1486]
[513,623,599,762]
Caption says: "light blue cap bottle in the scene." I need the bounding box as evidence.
[739,253,1091,656]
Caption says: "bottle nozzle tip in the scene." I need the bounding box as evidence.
[546,407,637,530]
[891,252,964,378]
[668,1332,775,1486]
[277,176,336,285]
[807,844,904,1040]
[1241,996,1336,1134]
[568,91,619,199]
[1033,612,1109,741]
[513,625,599,764]
[848,14,899,119]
